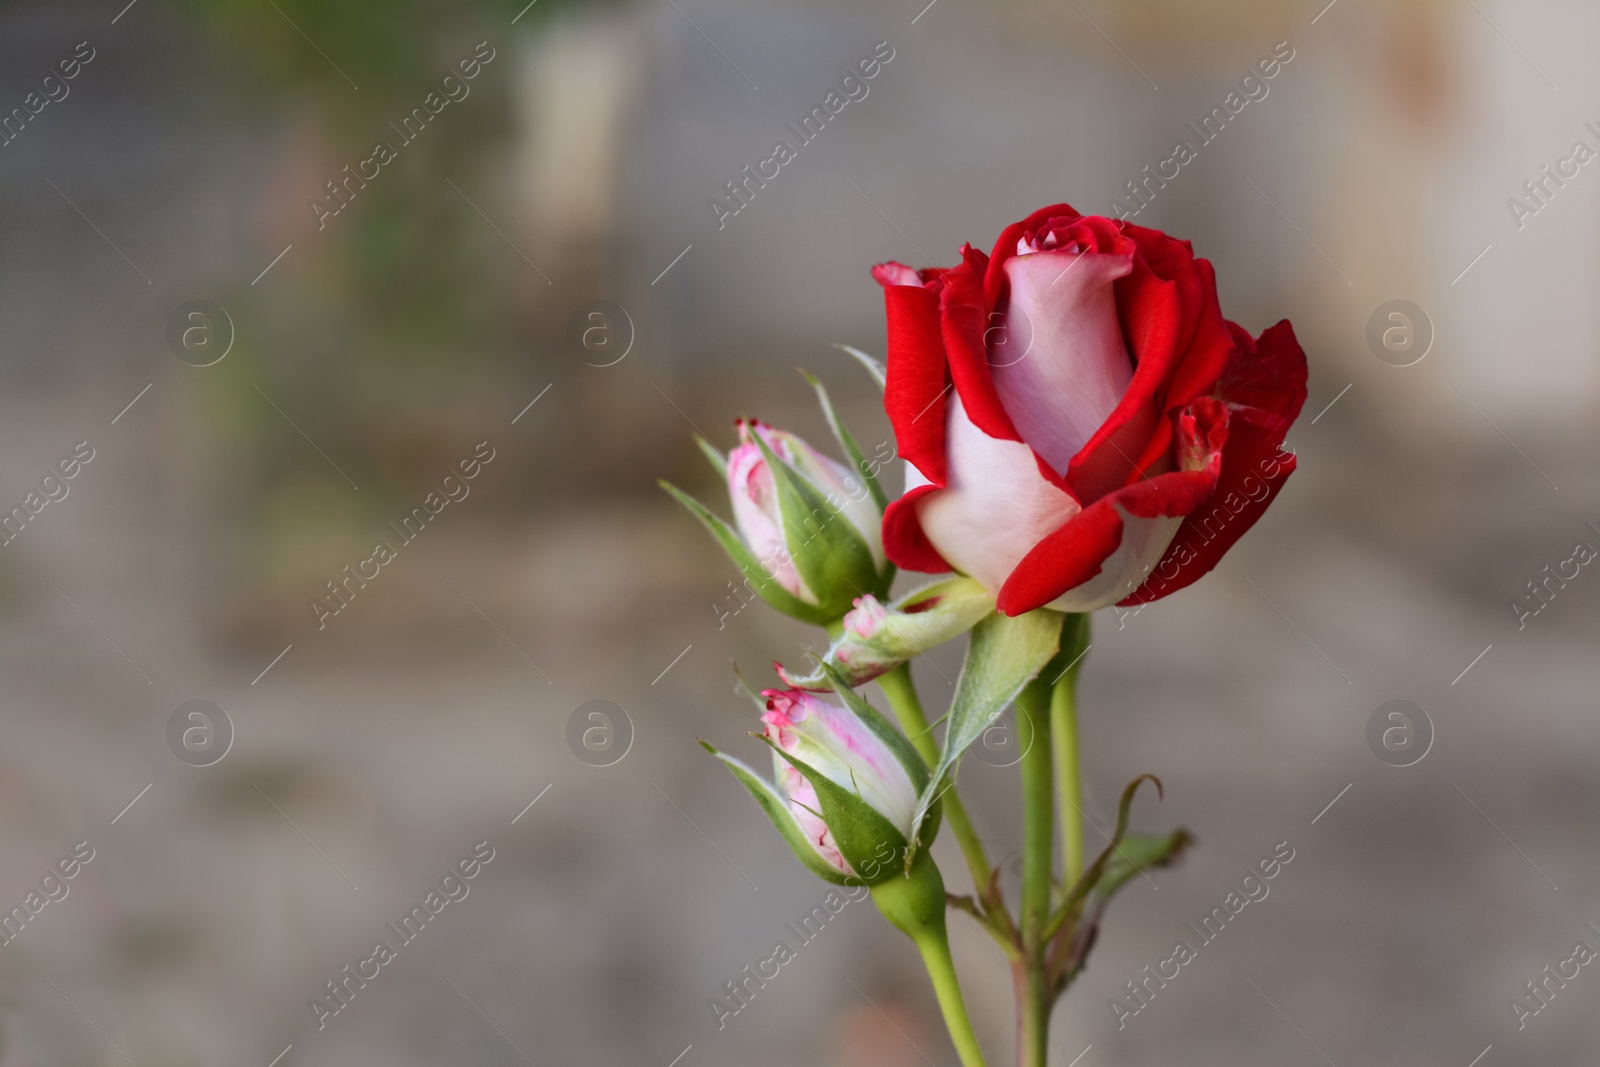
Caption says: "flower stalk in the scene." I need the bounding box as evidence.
[1051,615,1090,888]
[1015,676,1054,1067]
[917,930,990,1067]
[871,849,988,1067]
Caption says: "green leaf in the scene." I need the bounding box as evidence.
[765,739,909,886]
[819,662,932,796]
[659,479,835,626]
[1060,774,1163,917]
[833,343,887,391]
[704,741,854,885]
[800,369,889,514]
[694,434,729,480]
[1043,775,1186,950]
[778,577,995,690]
[906,608,1065,857]
[939,610,1066,765]
[750,431,878,619]
[1095,829,1192,900]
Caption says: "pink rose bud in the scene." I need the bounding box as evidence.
[776,576,996,691]
[722,420,887,617]
[762,687,920,876]
[703,674,938,887]
[726,421,811,600]
[663,369,899,627]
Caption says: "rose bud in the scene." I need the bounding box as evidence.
[663,418,891,626]
[728,419,886,595]
[775,575,995,691]
[761,688,917,838]
[702,677,963,1055]
[702,673,940,886]
[874,204,1308,616]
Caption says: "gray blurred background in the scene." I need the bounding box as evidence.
[0,0,1596,1064]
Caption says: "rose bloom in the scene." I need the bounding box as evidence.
[874,203,1307,616]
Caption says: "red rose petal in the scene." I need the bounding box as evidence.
[882,482,951,573]
[982,202,1083,302]
[878,275,953,486]
[997,399,1228,615]
[940,244,1021,443]
[1059,219,1238,498]
[1119,320,1307,605]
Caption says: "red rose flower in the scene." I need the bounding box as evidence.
[873,203,1307,616]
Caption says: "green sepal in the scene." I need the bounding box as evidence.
[730,662,770,713]
[800,369,889,514]
[702,740,854,886]
[905,608,1065,862]
[749,431,879,618]
[694,434,729,480]
[833,343,887,391]
[764,739,910,887]
[658,479,835,626]
[819,662,932,796]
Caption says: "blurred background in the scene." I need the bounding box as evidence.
[0,0,1596,1064]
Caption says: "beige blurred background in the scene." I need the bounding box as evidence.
[0,0,1596,1064]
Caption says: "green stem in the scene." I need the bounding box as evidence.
[1013,959,1050,1067]
[878,663,993,898]
[1051,614,1090,892]
[1016,679,1053,1067]
[1017,680,1053,938]
[915,922,990,1067]
[1050,666,1084,889]
[873,849,988,1067]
